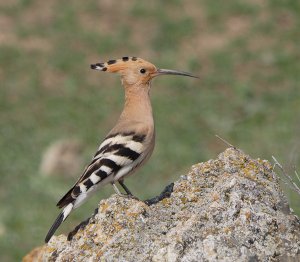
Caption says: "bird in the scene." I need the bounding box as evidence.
[45,56,198,243]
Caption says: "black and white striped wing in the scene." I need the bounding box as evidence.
[57,132,146,208]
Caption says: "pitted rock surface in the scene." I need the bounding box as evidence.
[23,148,300,262]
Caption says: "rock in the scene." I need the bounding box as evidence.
[39,139,83,178]
[25,148,300,261]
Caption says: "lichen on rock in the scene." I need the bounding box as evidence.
[23,148,300,262]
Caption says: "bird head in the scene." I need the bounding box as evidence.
[91,57,198,87]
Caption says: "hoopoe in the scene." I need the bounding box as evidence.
[45,56,198,243]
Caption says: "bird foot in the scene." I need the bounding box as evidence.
[116,193,139,201]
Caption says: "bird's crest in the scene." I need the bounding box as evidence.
[90,57,199,79]
[91,56,146,73]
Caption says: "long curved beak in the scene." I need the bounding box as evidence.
[154,68,199,79]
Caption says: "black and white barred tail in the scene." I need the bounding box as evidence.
[45,131,148,243]
[45,203,73,243]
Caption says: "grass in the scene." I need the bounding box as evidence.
[0,0,299,260]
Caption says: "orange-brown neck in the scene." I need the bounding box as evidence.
[119,83,153,126]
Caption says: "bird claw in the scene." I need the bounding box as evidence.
[126,194,140,201]
[117,193,139,201]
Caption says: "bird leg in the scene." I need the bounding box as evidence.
[112,182,122,196]
[119,180,140,200]
[111,181,139,200]
[119,180,133,195]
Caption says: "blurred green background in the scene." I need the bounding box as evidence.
[0,0,299,260]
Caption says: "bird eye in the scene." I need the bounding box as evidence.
[140,68,146,74]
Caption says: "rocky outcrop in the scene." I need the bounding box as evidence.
[24,148,300,261]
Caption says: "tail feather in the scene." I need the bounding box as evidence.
[56,186,76,208]
[45,203,74,243]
